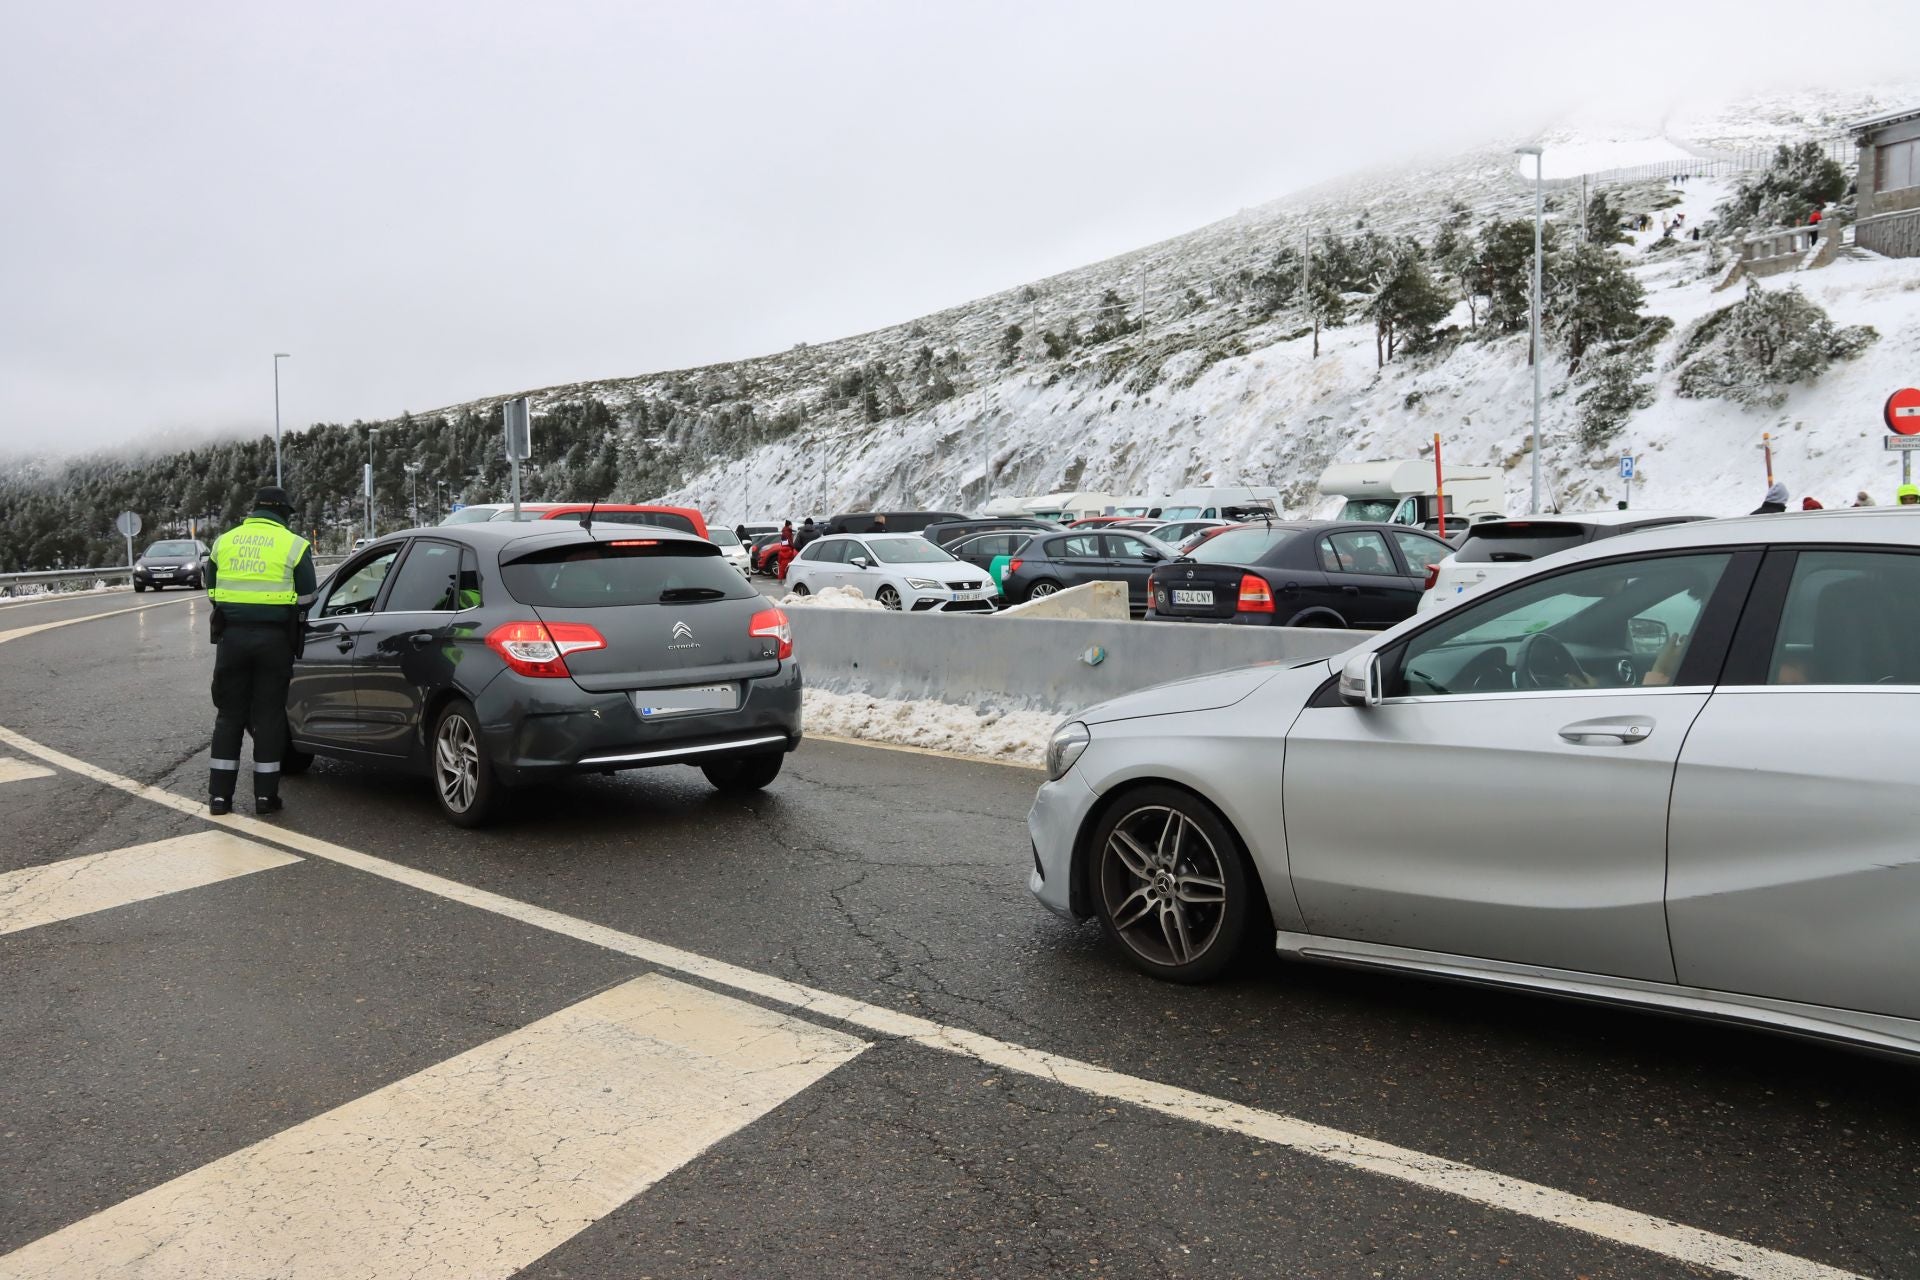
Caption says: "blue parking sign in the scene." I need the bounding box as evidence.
[1619,455,1635,480]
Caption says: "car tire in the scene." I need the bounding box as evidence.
[431,698,497,827]
[280,747,314,776]
[702,751,783,792]
[791,582,811,596]
[1289,612,1343,628]
[133,581,146,593]
[876,585,902,610]
[1024,579,1061,603]
[1088,785,1267,983]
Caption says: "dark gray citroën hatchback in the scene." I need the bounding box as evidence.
[284,521,801,826]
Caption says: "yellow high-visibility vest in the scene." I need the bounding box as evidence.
[209,517,309,606]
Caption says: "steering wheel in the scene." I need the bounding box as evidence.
[1515,631,1588,690]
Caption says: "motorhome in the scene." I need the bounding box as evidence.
[1316,461,1504,531]
[1021,491,1123,522]
[1107,496,1165,518]
[1154,487,1282,521]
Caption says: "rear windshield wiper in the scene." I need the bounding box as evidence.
[658,587,729,602]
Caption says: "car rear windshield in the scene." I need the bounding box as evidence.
[869,539,954,564]
[500,541,756,607]
[145,541,196,556]
[1188,527,1299,563]
[1455,522,1595,563]
[440,507,498,525]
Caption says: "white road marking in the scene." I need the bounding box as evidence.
[0,830,299,936]
[0,595,197,646]
[0,756,54,785]
[0,721,1866,1280]
[0,973,865,1280]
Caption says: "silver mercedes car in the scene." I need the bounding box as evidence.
[1029,508,1920,1057]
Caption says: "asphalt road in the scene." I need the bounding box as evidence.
[0,590,1914,1278]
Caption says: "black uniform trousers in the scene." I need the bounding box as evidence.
[209,622,295,802]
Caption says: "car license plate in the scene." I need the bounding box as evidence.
[634,683,736,717]
[1171,589,1212,606]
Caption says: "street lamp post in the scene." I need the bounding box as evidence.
[272,353,291,486]
[404,462,422,528]
[1515,145,1545,514]
[365,428,380,539]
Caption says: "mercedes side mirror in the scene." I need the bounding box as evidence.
[1339,650,1383,708]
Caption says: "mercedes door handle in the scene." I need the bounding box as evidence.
[1558,718,1654,745]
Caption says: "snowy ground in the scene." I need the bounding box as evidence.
[803,689,1055,766]
[778,585,888,610]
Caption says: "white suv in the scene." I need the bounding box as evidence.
[1418,511,1712,614]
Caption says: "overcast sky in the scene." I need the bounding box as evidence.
[3,0,1913,454]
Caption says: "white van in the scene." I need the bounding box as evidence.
[1318,461,1503,529]
[1155,487,1282,521]
[1108,496,1165,518]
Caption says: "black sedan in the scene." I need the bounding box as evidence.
[132,538,210,591]
[999,528,1176,615]
[1145,521,1453,628]
[284,522,801,826]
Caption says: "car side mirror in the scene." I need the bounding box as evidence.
[851,556,871,570]
[1339,650,1383,708]
[1141,549,1164,562]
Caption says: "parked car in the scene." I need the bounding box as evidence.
[132,538,211,592]
[489,501,711,539]
[1418,511,1713,613]
[945,529,1042,595]
[921,517,1060,548]
[748,533,787,576]
[440,503,507,526]
[999,529,1178,615]
[284,523,799,827]
[1028,509,1920,1058]
[1145,519,1232,547]
[707,526,751,575]
[784,533,997,611]
[1145,521,1452,629]
[822,510,970,535]
[1154,486,1282,521]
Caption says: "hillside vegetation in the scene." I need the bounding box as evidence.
[4,85,1916,571]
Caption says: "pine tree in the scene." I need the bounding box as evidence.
[1547,242,1650,370]
[1366,240,1452,366]
[1584,192,1629,246]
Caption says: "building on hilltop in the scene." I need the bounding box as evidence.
[1851,105,1920,258]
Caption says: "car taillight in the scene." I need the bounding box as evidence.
[1423,563,1440,591]
[1006,558,1023,576]
[750,607,793,659]
[485,620,606,678]
[1237,574,1274,613]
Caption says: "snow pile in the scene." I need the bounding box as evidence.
[803,689,1056,766]
[779,585,888,610]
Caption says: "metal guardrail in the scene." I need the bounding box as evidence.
[0,555,348,595]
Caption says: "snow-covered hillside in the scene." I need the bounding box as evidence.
[415,83,1920,522]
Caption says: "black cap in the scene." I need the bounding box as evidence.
[253,485,295,513]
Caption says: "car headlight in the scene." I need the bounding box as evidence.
[905,577,941,590]
[1045,721,1091,781]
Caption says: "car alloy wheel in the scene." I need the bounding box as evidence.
[1027,580,1060,601]
[436,712,480,814]
[877,585,902,610]
[1093,789,1259,982]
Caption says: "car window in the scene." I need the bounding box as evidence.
[845,541,876,564]
[1103,534,1153,558]
[439,507,498,525]
[380,540,465,612]
[1455,521,1594,564]
[1052,535,1102,559]
[500,541,753,607]
[1389,530,1447,574]
[1394,553,1731,698]
[320,549,400,618]
[709,528,741,547]
[1767,551,1920,686]
[145,540,197,557]
[1324,530,1397,576]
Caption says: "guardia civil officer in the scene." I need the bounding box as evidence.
[205,485,316,816]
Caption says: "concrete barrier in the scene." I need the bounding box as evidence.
[789,609,1361,717]
[996,580,1128,620]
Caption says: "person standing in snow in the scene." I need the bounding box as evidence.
[1751,482,1789,514]
[794,517,819,551]
[1801,497,1823,511]
[1898,485,1920,507]
[1855,491,1876,507]
[1808,207,1823,247]
[780,519,794,544]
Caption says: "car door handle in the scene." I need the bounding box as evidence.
[334,638,355,653]
[1341,585,1360,595]
[406,631,435,647]
[1558,717,1655,745]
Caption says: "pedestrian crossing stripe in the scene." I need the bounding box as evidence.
[0,831,299,936]
[0,756,54,785]
[0,974,866,1280]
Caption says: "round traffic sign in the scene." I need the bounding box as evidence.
[113,510,142,538]
[1886,387,1920,436]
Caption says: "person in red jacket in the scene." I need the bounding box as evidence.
[1808,206,1823,246]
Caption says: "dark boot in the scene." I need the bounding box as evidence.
[255,794,284,816]
[210,796,232,816]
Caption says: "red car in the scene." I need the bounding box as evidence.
[494,502,711,539]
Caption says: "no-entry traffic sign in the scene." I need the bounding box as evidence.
[1886,387,1920,435]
